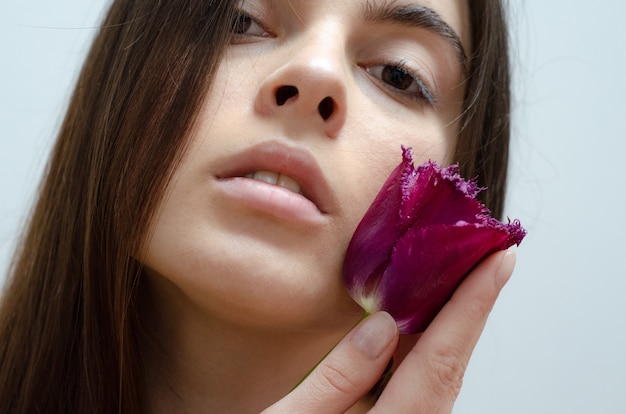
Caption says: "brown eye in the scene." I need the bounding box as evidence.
[232,13,252,34]
[365,63,435,105]
[381,66,414,90]
[231,11,267,37]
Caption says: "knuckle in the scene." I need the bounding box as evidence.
[316,361,359,396]
[452,289,496,326]
[423,345,467,400]
[464,294,494,322]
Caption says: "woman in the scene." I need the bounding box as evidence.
[0,0,512,412]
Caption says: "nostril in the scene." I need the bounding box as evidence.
[318,97,335,121]
[275,85,299,106]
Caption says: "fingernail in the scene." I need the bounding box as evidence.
[496,249,517,289]
[351,312,398,358]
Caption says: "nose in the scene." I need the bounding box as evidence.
[254,43,348,139]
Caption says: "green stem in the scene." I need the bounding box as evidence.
[291,311,370,391]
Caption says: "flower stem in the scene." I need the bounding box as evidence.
[291,311,370,391]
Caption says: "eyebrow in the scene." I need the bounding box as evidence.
[362,1,469,75]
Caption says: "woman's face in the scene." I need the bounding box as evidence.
[141,0,471,331]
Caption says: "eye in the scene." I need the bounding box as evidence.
[231,11,268,38]
[366,62,435,105]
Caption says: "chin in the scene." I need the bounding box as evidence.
[142,250,363,334]
[201,265,364,332]
[141,203,364,332]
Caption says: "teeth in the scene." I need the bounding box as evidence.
[249,170,279,185]
[277,174,301,194]
[246,171,302,194]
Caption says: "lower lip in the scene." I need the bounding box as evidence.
[215,177,326,225]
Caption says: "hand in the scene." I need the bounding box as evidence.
[263,250,516,414]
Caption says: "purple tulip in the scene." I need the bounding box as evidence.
[343,147,526,334]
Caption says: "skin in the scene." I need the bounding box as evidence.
[138,0,514,412]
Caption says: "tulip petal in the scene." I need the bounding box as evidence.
[343,152,411,298]
[400,157,486,229]
[343,147,527,334]
[378,220,524,334]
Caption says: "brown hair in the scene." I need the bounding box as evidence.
[457,0,511,218]
[0,1,236,411]
[0,0,510,412]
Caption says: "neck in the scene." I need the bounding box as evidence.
[138,275,365,413]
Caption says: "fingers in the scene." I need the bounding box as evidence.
[263,312,399,414]
[373,250,516,414]
[265,250,516,413]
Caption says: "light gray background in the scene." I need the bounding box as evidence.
[1,2,625,413]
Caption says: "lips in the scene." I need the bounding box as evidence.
[214,141,335,222]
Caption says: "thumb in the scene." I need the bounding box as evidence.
[263,312,399,414]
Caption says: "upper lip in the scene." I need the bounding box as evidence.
[214,140,336,214]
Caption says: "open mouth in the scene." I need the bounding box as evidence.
[213,140,338,218]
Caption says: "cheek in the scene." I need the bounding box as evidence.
[199,58,255,122]
[331,106,458,230]
[349,88,457,161]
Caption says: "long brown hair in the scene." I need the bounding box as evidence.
[0,0,510,412]
[0,1,236,411]
[457,0,511,218]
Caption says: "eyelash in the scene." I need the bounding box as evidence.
[230,10,436,106]
[364,60,436,106]
[230,10,271,40]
